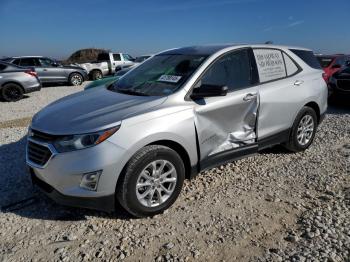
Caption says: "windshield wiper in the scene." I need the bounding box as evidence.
[116,89,149,96]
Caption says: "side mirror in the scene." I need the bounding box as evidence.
[332,64,341,69]
[190,84,228,99]
[52,62,60,67]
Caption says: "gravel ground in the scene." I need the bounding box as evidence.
[0,84,349,262]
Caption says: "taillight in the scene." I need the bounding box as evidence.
[25,70,37,77]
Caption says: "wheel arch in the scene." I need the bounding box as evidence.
[1,81,25,92]
[304,101,320,123]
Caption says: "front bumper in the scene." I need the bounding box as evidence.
[30,168,115,212]
[26,137,128,212]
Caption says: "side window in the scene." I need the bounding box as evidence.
[38,58,53,67]
[283,53,299,76]
[13,59,20,65]
[335,56,345,66]
[199,49,253,92]
[122,54,131,61]
[113,54,121,61]
[253,49,286,82]
[20,58,37,67]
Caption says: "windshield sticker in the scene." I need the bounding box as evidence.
[253,49,286,82]
[157,75,182,83]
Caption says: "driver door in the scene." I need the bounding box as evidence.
[37,57,65,82]
[192,48,260,168]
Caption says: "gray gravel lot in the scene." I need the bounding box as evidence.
[0,84,349,261]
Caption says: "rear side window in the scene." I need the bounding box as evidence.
[290,49,322,69]
[20,58,39,67]
[200,49,253,92]
[13,59,20,65]
[283,53,299,76]
[253,49,286,82]
[0,64,7,71]
[113,54,121,61]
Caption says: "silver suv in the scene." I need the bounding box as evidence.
[27,44,327,217]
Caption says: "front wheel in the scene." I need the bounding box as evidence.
[69,73,83,86]
[285,106,318,152]
[117,145,185,217]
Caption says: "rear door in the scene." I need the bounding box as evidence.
[192,48,260,164]
[253,48,302,140]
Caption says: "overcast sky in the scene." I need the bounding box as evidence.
[1,0,349,59]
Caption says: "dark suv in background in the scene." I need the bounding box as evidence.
[2,56,88,86]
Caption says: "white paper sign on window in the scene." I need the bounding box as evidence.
[253,49,286,82]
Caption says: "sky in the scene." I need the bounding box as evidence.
[1,0,349,59]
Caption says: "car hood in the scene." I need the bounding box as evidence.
[31,88,167,135]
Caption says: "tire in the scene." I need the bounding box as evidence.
[284,106,318,152]
[1,83,24,102]
[69,73,83,86]
[117,145,185,218]
[91,70,103,81]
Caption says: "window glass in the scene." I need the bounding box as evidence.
[122,54,132,61]
[20,58,38,67]
[283,53,299,76]
[13,59,20,65]
[111,54,207,96]
[290,49,322,69]
[38,58,53,67]
[199,49,252,92]
[317,57,334,68]
[253,49,286,82]
[0,64,7,71]
[335,56,345,66]
[113,54,121,61]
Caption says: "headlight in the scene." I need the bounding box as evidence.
[53,126,119,153]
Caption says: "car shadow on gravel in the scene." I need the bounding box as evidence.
[0,135,132,221]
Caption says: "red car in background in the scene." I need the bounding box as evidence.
[316,54,350,82]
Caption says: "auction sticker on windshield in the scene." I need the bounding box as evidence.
[158,75,182,83]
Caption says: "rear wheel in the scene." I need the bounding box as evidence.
[69,73,83,86]
[117,145,185,217]
[1,83,24,102]
[285,106,317,152]
[91,70,103,81]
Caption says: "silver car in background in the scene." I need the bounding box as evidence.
[27,44,327,217]
[0,60,41,102]
[3,56,88,86]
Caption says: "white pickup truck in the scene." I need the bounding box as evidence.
[78,52,135,80]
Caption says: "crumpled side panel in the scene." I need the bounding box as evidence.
[194,95,259,160]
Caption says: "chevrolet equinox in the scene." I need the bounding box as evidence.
[27,44,327,217]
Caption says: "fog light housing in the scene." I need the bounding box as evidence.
[80,170,102,191]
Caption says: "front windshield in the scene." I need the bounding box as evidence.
[110,54,207,96]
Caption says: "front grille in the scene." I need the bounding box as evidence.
[337,80,350,91]
[31,129,60,142]
[27,141,52,166]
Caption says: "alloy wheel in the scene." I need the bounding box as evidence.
[136,160,177,207]
[297,114,314,146]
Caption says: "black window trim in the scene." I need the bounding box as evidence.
[252,47,303,85]
[185,47,259,100]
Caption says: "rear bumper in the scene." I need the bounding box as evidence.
[29,168,115,213]
[24,82,41,94]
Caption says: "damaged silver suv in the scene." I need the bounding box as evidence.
[27,44,327,217]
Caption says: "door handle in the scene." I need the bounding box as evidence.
[243,93,257,101]
[43,69,48,71]
[294,80,304,86]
